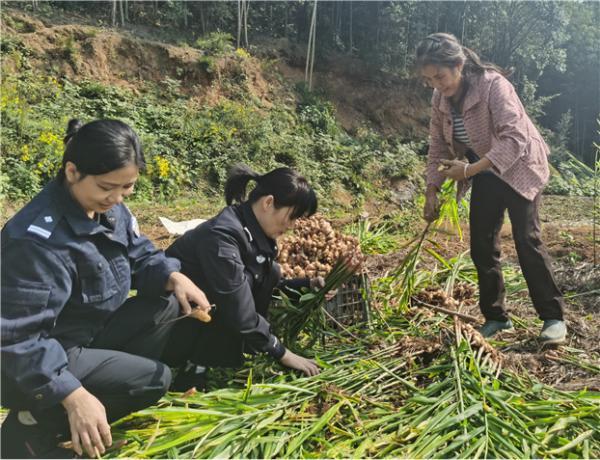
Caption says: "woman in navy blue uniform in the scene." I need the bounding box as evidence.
[1,119,212,458]
[164,165,321,389]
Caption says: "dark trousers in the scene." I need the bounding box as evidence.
[162,265,281,369]
[469,174,565,322]
[4,295,179,446]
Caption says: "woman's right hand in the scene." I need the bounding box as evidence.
[279,350,320,376]
[62,387,112,457]
[423,188,440,222]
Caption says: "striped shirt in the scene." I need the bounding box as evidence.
[452,107,489,171]
[451,107,472,147]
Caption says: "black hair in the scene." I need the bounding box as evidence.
[58,119,145,181]
[225,164,318,219]
[415,33,511,78]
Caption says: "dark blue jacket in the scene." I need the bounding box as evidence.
[1,179,180,410]
[166,202,308,366]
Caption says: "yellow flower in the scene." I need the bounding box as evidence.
[235,48,251,59]
[48,76,61,88]
[155,156,170,179]
[20,144,31,162]
[38,131,61,146]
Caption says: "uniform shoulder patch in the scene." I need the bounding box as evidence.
[122,204,140,237]
[131,215,140,237]
[27,224,52,239]
[243,226,253,242]
[27,212,59,239]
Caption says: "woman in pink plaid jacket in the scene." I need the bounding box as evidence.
[416,33,566,344]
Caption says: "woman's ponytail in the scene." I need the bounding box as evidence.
[415,33,511,78]
[462,46,512,77]
[63,118,83,145]
[225,164,261,205]
[58,119,83,180]
[224,163,318,219]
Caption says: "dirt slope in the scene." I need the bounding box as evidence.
[1,8,429,139]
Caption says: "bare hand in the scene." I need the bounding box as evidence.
[439,159,469,181]
[423,190,440,222]
[280,350,320,376]
[166,272,211,317]
[310,276,337,300]
[62,387,112,458]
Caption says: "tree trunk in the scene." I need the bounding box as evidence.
[284,2,288,38]
[403,3,412,72]
[460,1,467,43]
[243,0,250,48]
[199,2,206,35]
[375,1,381,52]
[309,1,317,91]
[119,0,125,26]
[112,0,117,27]
[305,0,318,90]
[348,1,353,55]
[337,1,342,42]
[237,0,242,48]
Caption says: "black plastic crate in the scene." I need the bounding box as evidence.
[323,272,371,327]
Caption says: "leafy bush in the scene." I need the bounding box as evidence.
[194,32,235,56]
[0,51,423,204]
[546,147,596,196]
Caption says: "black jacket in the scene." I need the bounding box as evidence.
[166,202,308,366]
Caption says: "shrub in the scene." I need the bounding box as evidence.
[0,67,424,207]
[194,32,234,56]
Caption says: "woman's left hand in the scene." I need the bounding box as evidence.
[310,276,337,300]
[166,272,212,318]
[440,159,470,181]
[279,350,320,376]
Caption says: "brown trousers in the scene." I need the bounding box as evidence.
[469,173,565,322]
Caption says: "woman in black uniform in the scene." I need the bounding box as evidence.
[1,119,212,458]
[165,164,322,388]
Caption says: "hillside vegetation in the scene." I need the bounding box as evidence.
[1,7,596,205]
[1,9,425,207]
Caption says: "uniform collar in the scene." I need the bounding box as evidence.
[49,180,116,237]
[239,202,277,257]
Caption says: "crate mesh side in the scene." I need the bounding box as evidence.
[325,274,370,326]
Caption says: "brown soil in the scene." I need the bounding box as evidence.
[275,52,430,137]
[2,9,277,109]
[3,11,203,91]
[365,195,597,279]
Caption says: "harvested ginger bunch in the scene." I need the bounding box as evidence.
[278,214,363,278]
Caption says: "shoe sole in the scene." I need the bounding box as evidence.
[480,327,514,339]
[540,337,566,345]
